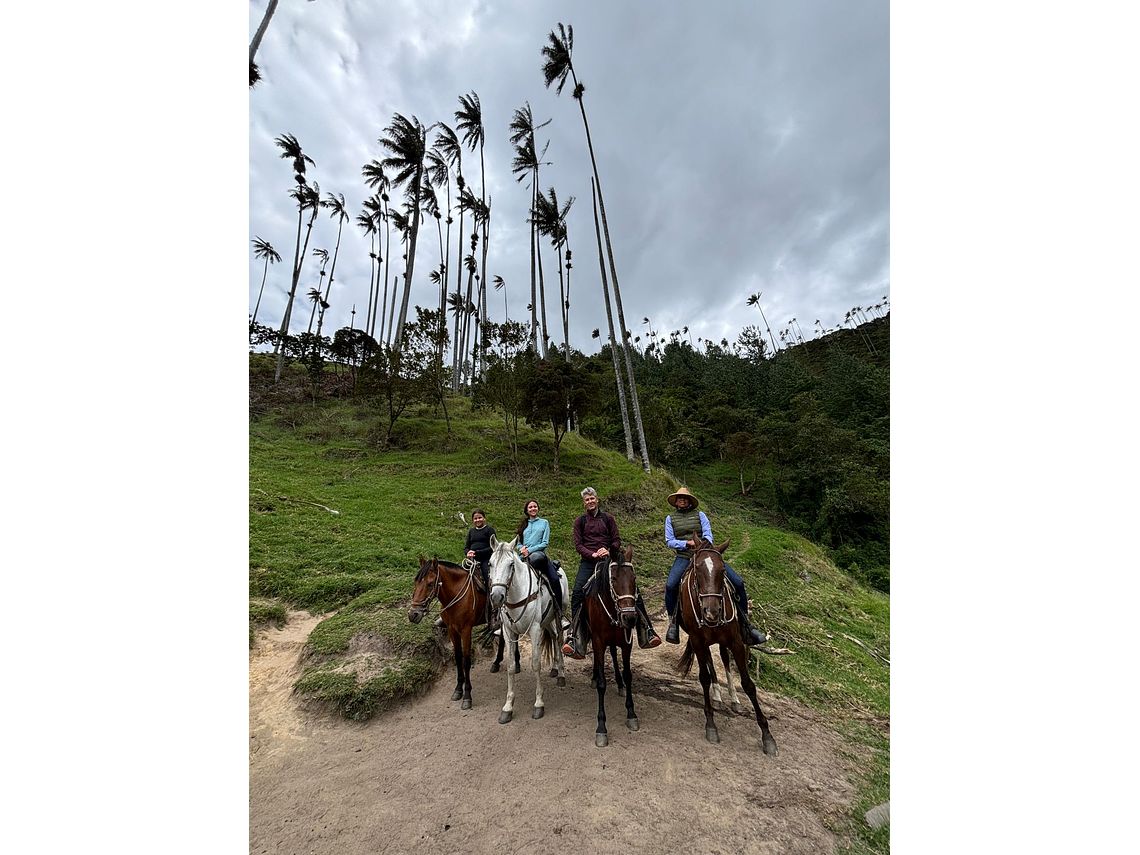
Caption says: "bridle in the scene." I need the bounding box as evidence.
[490,549,542,622]
[683,547,735,628]
[594,556,638,630]
[409,558,478,620]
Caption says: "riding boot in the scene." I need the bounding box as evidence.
[665,616,680,645]
[740,608,767,646]
[634,594,661,649]
[433,616,445,629]
[562,606,587,659]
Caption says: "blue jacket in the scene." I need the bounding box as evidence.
[519,517,550,554]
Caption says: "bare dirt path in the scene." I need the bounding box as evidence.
[250,611,867,855]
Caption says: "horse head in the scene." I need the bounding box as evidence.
[606,544,638,629]
[691,537,731,625]
[487,534,521,610]
[407,554,440,624]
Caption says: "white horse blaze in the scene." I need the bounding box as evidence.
[702,556,715,573]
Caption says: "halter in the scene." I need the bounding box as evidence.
[409,557,478,619]
[683,547,736,629]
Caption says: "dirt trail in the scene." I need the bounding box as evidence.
[250,611,867,855]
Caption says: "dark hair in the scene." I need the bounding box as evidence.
[515,499,540,540]
[472,508,486,519]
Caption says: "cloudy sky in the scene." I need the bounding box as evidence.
[248,0,889,356]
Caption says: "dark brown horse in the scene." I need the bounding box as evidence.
[583,544,641,747]
[407,555,517,710]
[676,538,777,754]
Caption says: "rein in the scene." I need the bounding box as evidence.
[594,558,637,628]
[491,552,542,617]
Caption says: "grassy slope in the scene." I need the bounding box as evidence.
[250,365,889,853]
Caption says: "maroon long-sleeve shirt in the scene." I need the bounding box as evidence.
[573,508,622,559]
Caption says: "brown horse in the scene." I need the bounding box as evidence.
[676,538,777,754]
[583,544,641,747]
[407,555,517,710]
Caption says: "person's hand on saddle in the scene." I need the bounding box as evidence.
[520,545,530,559]
[591,547,609,559]
[466,550,476,558]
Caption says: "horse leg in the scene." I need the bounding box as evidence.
[550,615,567,687]
[490,631,504,673]
[694,644,719,743]
[449,629,464,702]
[720,643,741,714]
[610,644,625,696]
[531,624,546,719]
[730,640,777,756]
[512,635,521,674]
[460,626,473,710]
[499,626,517,724]
[593,641,609,747]
[622,642,638,731]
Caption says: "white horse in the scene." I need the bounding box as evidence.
[487,534,569,723]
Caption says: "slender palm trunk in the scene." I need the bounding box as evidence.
[477,142,490,379]
[394,171,424,349]
[252,257,270,327]
[572,72,649,470]
[452,201,466,389]
[591,179,635,462]
[379,200,391,341]
[315,216,343,343]
[364,232,376,339]
[275,199,318,382]
[275,203,304,357]
[558,244,570,361]
[528,184,539,354]
[249,0,279,66]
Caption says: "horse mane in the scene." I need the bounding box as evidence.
[413,556,464,583]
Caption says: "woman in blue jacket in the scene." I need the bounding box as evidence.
[515,499,562,610]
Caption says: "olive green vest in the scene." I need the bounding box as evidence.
[669,507,704,557]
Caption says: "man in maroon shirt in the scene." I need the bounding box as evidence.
[563,487,661,659]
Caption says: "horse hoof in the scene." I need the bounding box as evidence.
[499,711,513,724]
[461,698,472,710]
[557,676,566,687]
[595,733,609,748]
[450,690,463,701]
[706,727,720,744]
[549,667,558,678]
[489,662,500,673]
[513,664,521,674]
[763,735,778,756]
[731,702,742,714]
[532,707,545,720]
[627,717,639,731]
[618,686,626,698]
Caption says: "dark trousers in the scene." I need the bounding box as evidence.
[529,551,562,610]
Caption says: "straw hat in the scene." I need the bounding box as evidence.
[667,487,699,509]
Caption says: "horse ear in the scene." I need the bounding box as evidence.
[418,554,427,568]
[714,538,730,554]
[490,534,498,550]
[508,536,518,549]
[624,544,633,561]
[431,555,440,569]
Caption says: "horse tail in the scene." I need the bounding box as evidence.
[676,639,695,676]
[540,627,556,665]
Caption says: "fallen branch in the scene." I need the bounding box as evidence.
[842,633,889,666]
[758,646,794,655]
[254,488,340,515]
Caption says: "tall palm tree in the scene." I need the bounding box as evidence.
[590,178,636,464]
[306,248,330,334]
[543,25,648,471]
[493,275,508,321]
[249,1,315,87]
[456,92,491,378]
[250,236,281,328]
[355,209,378,339]
[746,292,779,355]
[378,113,429,349]
[385,206,412,346]
[315,192,348,343]
[509,103,552,357]
[361,160,392,341]
[272,134,318,381]
[534,186,574,360]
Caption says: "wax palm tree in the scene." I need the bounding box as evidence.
[274,180,320,376]
[314,192,348,343]
[355,208,378,339]
[589,178,636,463]
[746,292,779,355]
[534,186,574,360]
[249,1,316,87]
[306,248,330,334]
[543,26,648,471]
[509,103,552,357]
[493,275,508,322]
[378,113,429,349]
[251,237,281,328]
[386,206,412,346]
[456,92,491,378]
[361,160,392,340]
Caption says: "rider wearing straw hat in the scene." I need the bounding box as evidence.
[663,486,767,647]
